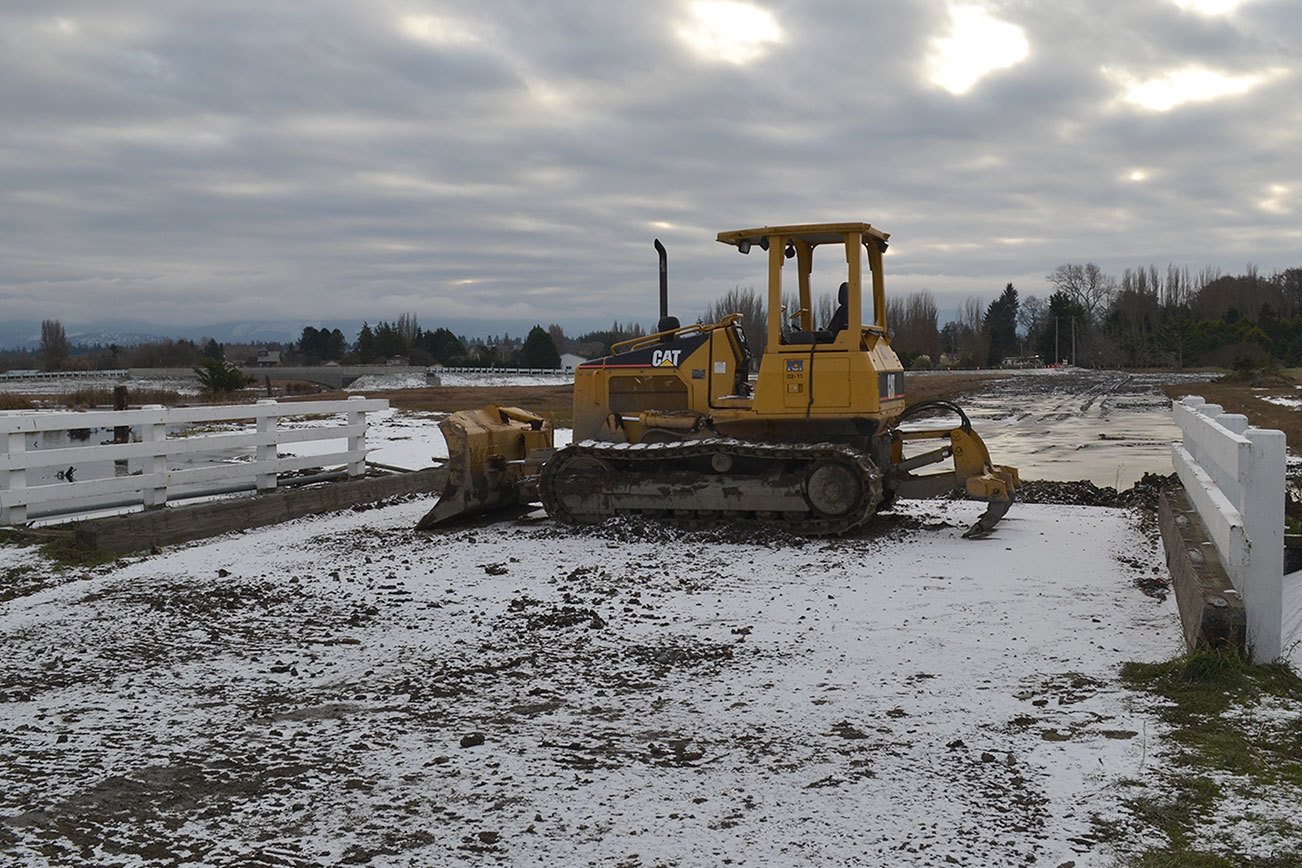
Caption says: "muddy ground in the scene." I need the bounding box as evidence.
[0,495,1183,867]
[920,369,1217,490]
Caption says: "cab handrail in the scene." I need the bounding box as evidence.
[612,313,741,354]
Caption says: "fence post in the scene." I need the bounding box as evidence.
[1242,427,1287,661]
[256,399,278,492]
[141,408,168,508]
[347,395,367,477]
[2,430,27,525]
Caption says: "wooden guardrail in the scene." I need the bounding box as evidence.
[1171,396,1291,662]
[1,396,388,525]
[433,366,572,374]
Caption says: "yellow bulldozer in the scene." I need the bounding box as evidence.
[418,222,1018,538]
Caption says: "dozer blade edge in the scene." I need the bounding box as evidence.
[416,405,553,530]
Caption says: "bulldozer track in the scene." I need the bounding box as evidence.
[539,438,883,536]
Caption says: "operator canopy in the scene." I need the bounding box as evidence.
[716,222,890,253]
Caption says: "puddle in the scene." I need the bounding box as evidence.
[913,370,1216,489]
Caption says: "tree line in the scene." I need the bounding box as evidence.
[1,315,648,373]
[10,261,1300,375]
[928,263,1302,370]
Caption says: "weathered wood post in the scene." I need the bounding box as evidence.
[113,385,130,478]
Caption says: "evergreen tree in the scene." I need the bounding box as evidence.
[518,325,561,368]
[356,322,377,363]
[201,338,224,361]
[326,328,347,361]
[425,327,466,365]
[984,283,1019,366]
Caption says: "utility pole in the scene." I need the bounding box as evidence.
[1055,317,1060,365]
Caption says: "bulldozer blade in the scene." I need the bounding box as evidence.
[416,406,553,530]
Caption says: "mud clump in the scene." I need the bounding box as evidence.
[525,605,606,630]
[1015,472,1173,511]
[1218,368,1293,388]
[558,515,811,549]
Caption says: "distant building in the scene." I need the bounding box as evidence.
[386,355,409,367]
[255,350,280,367]
[559,353,588,372]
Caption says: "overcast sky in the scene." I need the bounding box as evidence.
[1,0,1298,335]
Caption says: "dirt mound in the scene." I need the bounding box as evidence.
[1218,369,1294,388]
[1016,472,1173,511]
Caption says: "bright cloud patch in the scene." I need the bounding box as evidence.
[400,14,482,46]
[676,1,782,65]
[1260,184,1291,214]
[928,4,1030,95]
[1110,65,1275,111]
[1170,0,1249,15]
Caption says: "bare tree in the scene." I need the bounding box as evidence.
[703,286,767,367]
[395,312,421,349]
[40,319,69,372]
[1046,263,1116,321]
[547,323,567,354]
[886,290,941,364]
[958,296,989,367]
[1017,294,1046,347]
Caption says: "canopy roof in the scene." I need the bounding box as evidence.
[716,222,890,249]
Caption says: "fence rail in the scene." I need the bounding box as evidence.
[0,369,130,381]
[1172,396,1287,661]
[432,366,573,374]
[1,396,388,525]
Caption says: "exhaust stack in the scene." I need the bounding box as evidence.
[654,238,668,320]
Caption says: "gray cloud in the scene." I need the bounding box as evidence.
[1,0,1299,336]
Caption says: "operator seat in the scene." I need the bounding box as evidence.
[827,282,849,337]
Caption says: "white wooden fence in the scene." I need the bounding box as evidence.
[432,366,570,374]
[1172,396,1292,662]
[1,396,388,525]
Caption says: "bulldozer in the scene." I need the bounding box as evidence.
[418,222,1018,538]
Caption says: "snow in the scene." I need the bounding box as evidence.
[345,373,432,391]
[434,372,574,387]
[0,376,201,396]
[0,497,1182,865]
[1261,395,1302,409]
[273,408,572,469]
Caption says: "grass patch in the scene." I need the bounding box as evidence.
[0,529,118,569]
[57,386,185,407]
[0,530,121,603]
[1119,649,1302,865]
[0,393,37,410]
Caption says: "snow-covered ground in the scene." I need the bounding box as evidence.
[274,408,571,469]
[345,373,433,391]
[0,376,201,396]
[0,497,1181,866]
[432,372,574,388]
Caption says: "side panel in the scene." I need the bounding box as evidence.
[753,345,902,419]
